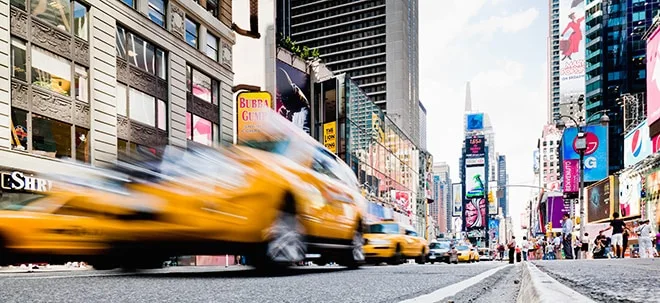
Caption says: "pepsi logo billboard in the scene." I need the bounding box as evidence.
[624,120,651,167]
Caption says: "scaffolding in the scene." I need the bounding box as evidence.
[620,92,646,134]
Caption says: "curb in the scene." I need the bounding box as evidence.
[517,262,595,303]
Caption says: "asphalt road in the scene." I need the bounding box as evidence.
[0,261,521,303]
[534,258,660,303]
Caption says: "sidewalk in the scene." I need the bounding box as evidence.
[0,264,92,274]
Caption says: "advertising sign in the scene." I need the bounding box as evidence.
[562,159,580,193]
[533,150,540,173]
[547,196,571,231]
[618,174,641,218]
[236,91,273,141]
[586,176,616,223]
[466,113,484,131]
[465,158,485,166]
[559,0,586,108]
[465,165,486,198]
[488,183,498,215]
[0,171,53,192]
[391,190,412,216]
[452,183,462,217]
[652,133,660,153]
[323,121,337,153]
[561,126,608,182]
[646,25,660,126]
[464,197,486,229]
[624,120,651,167]
[465,135,485,158]
[488,219,499,245]
[276,60,311,134]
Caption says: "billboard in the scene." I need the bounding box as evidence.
[561,126,608,182]
[464,197,486,229]
[323,121,337,153]
[488,187,498,215]
[562,159,580,193]
[391,190,412,216]
[452,183,462,217]
[618,174,641,218]
[276,60,311,134]
[653,133,660,153]
[559,0,585,110]
[646,25,660,126]
[586,176,617,223]
[547,196,571,231]
[465,135,485,158]
[533,150,540,173]
[465,165,486,198]
[235,91,273,141]
[488,219,499,245]
[623,120,651,167]
[466,113,484,131]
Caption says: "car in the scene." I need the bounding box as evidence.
[455,244,477,263]
[427,241,452,264]
[96,112,368,271]
[478,248,492,261]
[363,220,428,265]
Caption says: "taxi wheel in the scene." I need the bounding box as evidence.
[388,245,403,265]
[254,207,306,270]
[415,250,426,264]
[339,227,365,269]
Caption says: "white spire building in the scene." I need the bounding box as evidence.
[463,82,497,183]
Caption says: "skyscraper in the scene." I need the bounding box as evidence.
[464,82,496,183]
[548,0,561,122]
[432,162,452,233]
[585,0,660,173]
[277,0,421,145]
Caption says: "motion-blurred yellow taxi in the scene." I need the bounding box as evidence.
[363,220,428,265]
[102,111,367,270]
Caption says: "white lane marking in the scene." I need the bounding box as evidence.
[524,262,596,303]
[3,272,136,281]
[398,264,510,303]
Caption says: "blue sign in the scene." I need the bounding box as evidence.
[561,126,608,182]
[466,113,484,131]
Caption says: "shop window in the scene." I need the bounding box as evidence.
[186,112,215,146]
[148,0,167,27]
[74,65,88,102]
[10,38,27,82]
[185,18,199,48]
[31,46,72,96]
[10,108,29,151]
[31,114,72,159]
[116,26,167,79]
[75,127,90,163]
[129,88,156,127]
[116,83,128,116]
[187,66,219,104]
[206,32,218,61]
[73,1,88,40]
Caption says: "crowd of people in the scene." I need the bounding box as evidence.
[494,212,660,262]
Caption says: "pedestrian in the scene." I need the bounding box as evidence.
[581,233,590,259]
[561,213,574,259]
[600,212,626,259]
[552,233,562,259]
[635,219,654,258]
[515,246,522,263]
[497,243,505,261]
[622,228,630,258]
[507,237,516,264]
[521,236,529,261]
[593,233,607,259]
[655,232,660,257]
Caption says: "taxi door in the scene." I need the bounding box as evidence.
[404,228,424,256]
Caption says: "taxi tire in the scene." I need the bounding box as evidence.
[252,199,306,271]
[388,245,403,265]
[415,250,426,264]
[338,226,365,270]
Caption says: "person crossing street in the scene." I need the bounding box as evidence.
[562,213,574,259]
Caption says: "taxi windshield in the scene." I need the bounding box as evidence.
[456,245,470,251]
[430,242,450,249]
[240,140,291,155]
[368,223,399,234]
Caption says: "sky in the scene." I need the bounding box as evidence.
[419,0,548,236]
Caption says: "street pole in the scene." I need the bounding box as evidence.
[529,199,532,238]
[578,147,585,259]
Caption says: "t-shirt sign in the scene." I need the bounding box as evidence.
[610,219,625,234]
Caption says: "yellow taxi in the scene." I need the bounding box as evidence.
[98,111,368,270]
[363,219,428,265]
[455,244,479,263]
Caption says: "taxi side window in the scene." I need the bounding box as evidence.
[54,198,105,218]
[405,229,418,237]
[311,149,339,180]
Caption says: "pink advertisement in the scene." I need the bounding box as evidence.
[562,159,579,193]
[653,133,660,153]
[647,26,660,125]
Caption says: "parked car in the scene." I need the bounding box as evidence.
[427,241,452,264]
[478,248,492,261]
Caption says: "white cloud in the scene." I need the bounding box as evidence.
[467,8,540,38]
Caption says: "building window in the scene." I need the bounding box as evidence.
[187,66,219,104]
[10,108,28,151]
[116,26,167,79]
[10,38,27,82]
[148,0,166,27]
[31,46,71,96]
[186,112,217,146]
[116,83,128,116]
[116,86,168,130]
[75,127,90,162]
[157,99,167,130]
[185,17,199,48]
[121,0,135,8]
[31,114,72,159]
[74,65,88,102]
[206,32,218,61]
[30,0,87,39]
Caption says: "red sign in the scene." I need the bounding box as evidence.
[573,131,599,155]
[563,159,579,193]
[653,133,660,153]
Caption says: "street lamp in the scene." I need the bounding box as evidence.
[555,112,610,259]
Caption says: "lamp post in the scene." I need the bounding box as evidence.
[556,112,610,259]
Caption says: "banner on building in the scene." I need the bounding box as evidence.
[547,196,571,231]
[464,197,486,229]
[562,159,579,194]
[276,60,311,134]
[624,120,651,167]
[533,150,539,174]
[391,190,412,216]
[586,176,617,223]
[488,219,499,245]
[466,113,484,131]
[488,185,498,215]
[618,173,642,219]
[452,183,462,217]
[236,91,273,142]
[465,135,485,159]
[561,126,608,182]
[646,25,660,126]
[653,133,660,153]
[559,0,585,114]
[465,165,486,198]
[323,121,337,153]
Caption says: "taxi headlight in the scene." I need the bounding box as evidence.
[368,239,391,245]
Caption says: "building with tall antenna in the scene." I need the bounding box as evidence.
[463,82,497,182]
